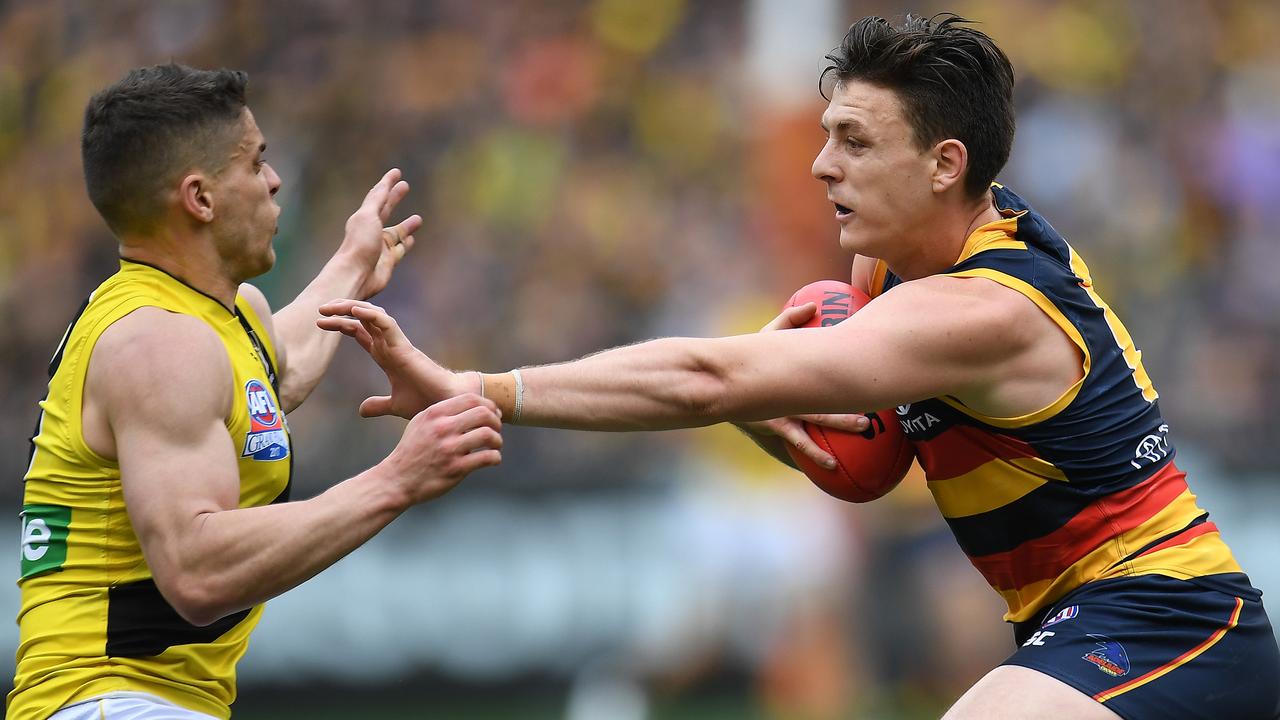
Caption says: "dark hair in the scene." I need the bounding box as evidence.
[82,64,249,235]
[821,14,1014,198]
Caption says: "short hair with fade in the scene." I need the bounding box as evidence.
[82,64,249,235]
[821,14,1015,199]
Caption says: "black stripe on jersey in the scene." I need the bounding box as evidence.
[943,479,1094,557]
[48,294,94,379]
[272,449,293,505]
[895,398,963,442]
[235,309,278,394]
[28,294,94,468]
[106,578,251,657]
[1110,511,1210,569]
[941,460,1169,558]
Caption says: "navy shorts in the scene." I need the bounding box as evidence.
[1004,573,1280,720]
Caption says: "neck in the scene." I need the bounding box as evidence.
[890,190,1002,281]
[119,231,238,310]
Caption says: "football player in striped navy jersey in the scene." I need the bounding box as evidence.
[321,14,1279,720]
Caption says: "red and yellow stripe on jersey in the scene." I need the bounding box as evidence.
[873,184,1242,623]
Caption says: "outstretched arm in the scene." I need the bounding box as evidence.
[89,308,500,626]
[247,168,423,412]
[318,274,1079,433]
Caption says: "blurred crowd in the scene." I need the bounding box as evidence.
[2,0,1278,718]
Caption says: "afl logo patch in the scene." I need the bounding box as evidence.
[246,379,279,426]
[242,379,288,461]
[1041,605,1079,628]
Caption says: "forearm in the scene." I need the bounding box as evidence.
[480,336,768,431]
[158,465,405,625]
[475,330,895,432]
[273,253,370,410]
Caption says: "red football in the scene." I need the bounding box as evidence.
[782,280,914,502]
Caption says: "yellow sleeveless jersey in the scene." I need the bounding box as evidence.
[9,259,292,720]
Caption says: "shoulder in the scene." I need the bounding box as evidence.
[237,282,283,363]
[871,274,1050,361]
[237,283,273,325]
[91,308,232,423]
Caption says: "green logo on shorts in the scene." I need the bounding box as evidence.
[20,504,70,578]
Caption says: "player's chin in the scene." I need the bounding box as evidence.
[836,228,868,256]
[246,247,277,279]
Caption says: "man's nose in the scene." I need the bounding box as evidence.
[266,163,282,196]
[811,142,841,183]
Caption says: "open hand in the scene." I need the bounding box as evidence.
[340,169,424,300]
[317,299,469,419]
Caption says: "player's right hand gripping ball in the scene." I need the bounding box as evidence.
[783,280,915,503]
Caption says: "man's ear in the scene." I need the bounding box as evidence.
[178,173,215,223]
[931,138,968,194]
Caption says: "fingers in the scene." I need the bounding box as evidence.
[449,404,505,471]
[350,305,408,346]
[361,168,402,216]
[383,179,411,220]
[396,215,423,248]
[423,395,505,470]
[769,418,836,469]
[381,214,422,261]
[425,392,499,419]
[382,226,400,250]
[362,169,412,224]
[795,413,870,434]
[455,448,502,473]
[456,426,503,454]
[319,298,373,317]
[318,300,411,349]
[446,404,503,438]
[316,315,374,352]
[360,395,394,418]
[762,302,817,332]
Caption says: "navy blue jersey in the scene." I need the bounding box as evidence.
[870,185,1242,622]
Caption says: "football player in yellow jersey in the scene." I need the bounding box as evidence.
[11,64,503,720]
[319,14,1278,720]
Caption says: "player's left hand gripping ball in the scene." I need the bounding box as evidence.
[783,280,915,502]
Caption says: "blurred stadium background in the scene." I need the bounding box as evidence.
[2,0,1278,718]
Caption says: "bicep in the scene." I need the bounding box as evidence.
[93,312,242,568]
[115,404,241,544]
[717,277,1026,418]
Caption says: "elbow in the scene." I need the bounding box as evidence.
[679,374,729,421]
[155,572,235,627]
[673,343,734,422]
[276,378,306,414]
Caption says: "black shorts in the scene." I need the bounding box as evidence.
[1004,573,1280,720]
